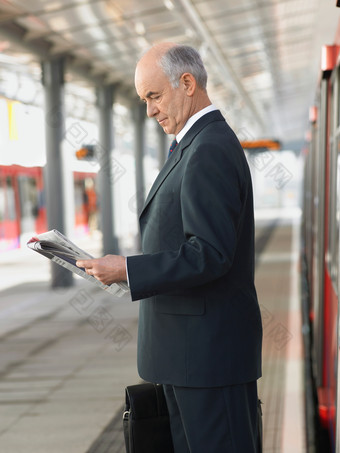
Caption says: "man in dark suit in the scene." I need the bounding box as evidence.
[77,43,262,452]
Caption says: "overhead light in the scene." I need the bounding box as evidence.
[46,2,63,11]
[135,22,145,36]
[49,16,69,30]
[164,0,175,11]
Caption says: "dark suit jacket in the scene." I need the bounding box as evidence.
[127,110,262,387]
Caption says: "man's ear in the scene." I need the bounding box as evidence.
[181,73,196,96]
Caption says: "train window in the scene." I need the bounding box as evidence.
[74,180,85,211]
[0,176,16,226]
[333,65,340,129]
[331,74,337,134]
[328,68,340,287]
[5,178,15,219]
[0,179,5,223]
[74,177,97,232]
[17,176,38,233]
[335,144,340,286]
[338,76,340,129]
[5,177,16,221]
[328,138,339,284]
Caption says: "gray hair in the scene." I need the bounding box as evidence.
[159,45,208,90]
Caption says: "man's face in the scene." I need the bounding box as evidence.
[135,60,191,136]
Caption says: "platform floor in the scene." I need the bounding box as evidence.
[256,211,305,453]
[0,210,305,452]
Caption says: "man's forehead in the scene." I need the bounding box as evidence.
[135,63,168,96]
[134,42,177,84]
[135,56,159,80]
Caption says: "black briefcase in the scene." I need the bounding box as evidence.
[123,383,174,453]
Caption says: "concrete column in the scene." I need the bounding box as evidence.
[131,102,146,252]
[96,85,119,255]
[157,127,167,169]
[42,57,73,288]
[133,102,146,218]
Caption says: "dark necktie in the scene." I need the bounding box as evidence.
[168,139,178,158]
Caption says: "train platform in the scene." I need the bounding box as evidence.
[255,208,305,453]
[0,209,305,453]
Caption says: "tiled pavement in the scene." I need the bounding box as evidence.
[256,216,306,452]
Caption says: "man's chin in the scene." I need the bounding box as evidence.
[162,125,174,135]
[158,120,175,135]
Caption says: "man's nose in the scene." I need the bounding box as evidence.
[146,101,158,118]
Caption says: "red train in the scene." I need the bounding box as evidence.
[0,164,97,252]
[302,44,340,451]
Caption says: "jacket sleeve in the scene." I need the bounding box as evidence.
[127,141,248,301]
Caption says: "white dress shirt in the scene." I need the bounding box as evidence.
[175,104,217,143]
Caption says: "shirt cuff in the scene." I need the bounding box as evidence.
[125,257,130,287]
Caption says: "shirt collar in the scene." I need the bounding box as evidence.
[176,104,218,143]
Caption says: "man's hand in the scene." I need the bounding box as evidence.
[76,255,127,286]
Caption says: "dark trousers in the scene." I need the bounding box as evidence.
[163,381,259,453]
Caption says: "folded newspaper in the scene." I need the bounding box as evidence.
[27,229,129,297]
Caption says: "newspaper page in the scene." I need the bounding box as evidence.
[27,230,129,297]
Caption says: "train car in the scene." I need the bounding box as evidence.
[0,165,45,251]
[0,164,97,252]
[302,44,340,451]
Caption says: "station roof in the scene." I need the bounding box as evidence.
[0,0,339,150]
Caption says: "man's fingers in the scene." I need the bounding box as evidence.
[76,259,92,269]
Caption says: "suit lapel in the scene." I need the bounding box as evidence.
[140,110,225,218]
[141,144,183,214]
